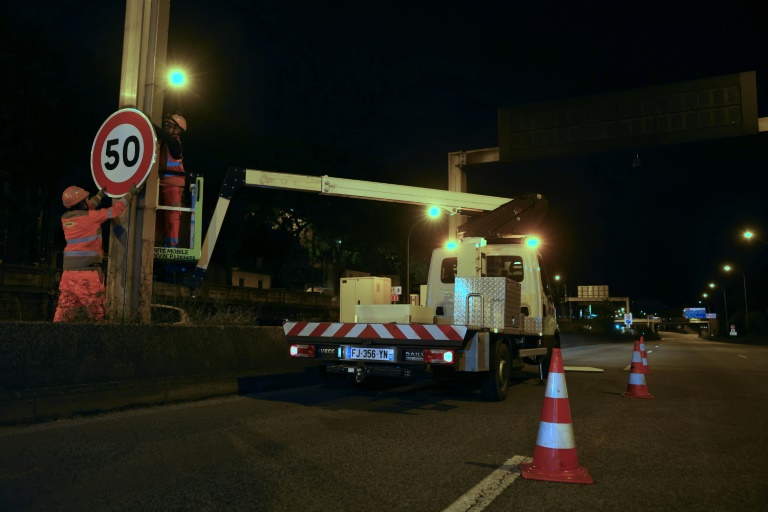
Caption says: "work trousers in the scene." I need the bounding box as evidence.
[161,185,183,247]
[53,269,105,322]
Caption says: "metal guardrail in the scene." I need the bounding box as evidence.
[153,282,337,308]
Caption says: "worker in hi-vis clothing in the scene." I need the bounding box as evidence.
[154,112,187,247]
[53,183,141,322]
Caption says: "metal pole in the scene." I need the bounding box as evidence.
[722,289,728,333]
[406,217,426,303]
[741,271,749,337]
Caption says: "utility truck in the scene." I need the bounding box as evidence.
[193,168,560,401]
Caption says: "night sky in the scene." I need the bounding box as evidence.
[5,1,768,315]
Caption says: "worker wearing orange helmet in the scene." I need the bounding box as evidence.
[53,183,142,322]
[155,112,187,247]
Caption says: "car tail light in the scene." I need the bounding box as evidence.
[290,344,315,358]
[424,349,454,364]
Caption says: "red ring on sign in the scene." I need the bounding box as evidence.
[91,109,156,197]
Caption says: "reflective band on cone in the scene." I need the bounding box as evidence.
[623,340,654,398]
[639,336,651,374]
[521,348,593,484]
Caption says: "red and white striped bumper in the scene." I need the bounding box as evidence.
[283,321,467,343]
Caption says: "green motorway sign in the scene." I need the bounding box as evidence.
[498,71,758,161]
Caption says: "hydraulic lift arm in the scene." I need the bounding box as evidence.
[456,193,548,239]
[192,167,537,288]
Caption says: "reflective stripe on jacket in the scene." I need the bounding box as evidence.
[160,139,185,187]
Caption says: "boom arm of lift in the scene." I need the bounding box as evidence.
[456,193,548,239]
[191,167,545,289]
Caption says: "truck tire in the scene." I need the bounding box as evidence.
[481,340,511,401]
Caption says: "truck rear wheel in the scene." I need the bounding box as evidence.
[481,340,510,401]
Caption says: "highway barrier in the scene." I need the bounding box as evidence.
[0,322,320,425]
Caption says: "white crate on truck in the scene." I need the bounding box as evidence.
[340,277,392,322]
[355,304,435,324]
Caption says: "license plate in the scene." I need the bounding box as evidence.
[344,346,395,361]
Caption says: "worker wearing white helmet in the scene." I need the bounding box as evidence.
[155,112,187,247]
[54,183,142,322]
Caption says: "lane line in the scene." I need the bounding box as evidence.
[738,355,748,359]
[564,366,604,372]
[443,455,530,512]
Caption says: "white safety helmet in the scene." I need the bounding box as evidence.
[164,113,187,132]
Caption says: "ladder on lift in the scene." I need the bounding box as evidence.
[154,175,204,263]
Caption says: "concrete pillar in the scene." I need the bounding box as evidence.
[106,0,170,322]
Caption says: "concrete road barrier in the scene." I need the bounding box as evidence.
[0,322,319,425]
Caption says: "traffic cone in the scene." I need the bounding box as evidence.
[639,336,651,374]
[623,340,654,398]
[521,348,593,484]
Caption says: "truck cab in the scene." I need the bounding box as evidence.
[427,235,559,353]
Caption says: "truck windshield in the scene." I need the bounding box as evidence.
[440,255,524,283]
[487,255,524,282]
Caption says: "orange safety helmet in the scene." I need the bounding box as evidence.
[164,113,187,132]
[62,186,89,208]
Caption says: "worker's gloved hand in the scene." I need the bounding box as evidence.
[128,182,144,197]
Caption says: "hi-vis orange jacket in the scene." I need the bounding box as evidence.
[159,135,185,188]
[61,195,131,270]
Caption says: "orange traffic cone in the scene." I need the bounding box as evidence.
[521,348,593,484]
[623,340,654,398]
[639,336,651,374]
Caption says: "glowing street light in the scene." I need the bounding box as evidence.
[723,265,748,337]
[701,293,710,313]
[168,69,187,88]
[407,206,441,302]
[553,274,570,320]
[742,229,766,243]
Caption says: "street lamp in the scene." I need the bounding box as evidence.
[709,282,728,334]
[723,265,748,337]
[407,206,440,303]
[168,69,187,88]
[742,229,766,243]
[554,274,570,320]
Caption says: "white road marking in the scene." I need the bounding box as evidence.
[564,366,604,372]
[442,455,531,512]
[738,355,748,359]
[624,365,631,371]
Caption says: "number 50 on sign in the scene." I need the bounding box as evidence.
[91,109,156,197]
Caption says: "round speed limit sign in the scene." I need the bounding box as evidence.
[91,108,156,197]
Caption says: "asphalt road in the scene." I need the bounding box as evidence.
[1,331,766,511]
